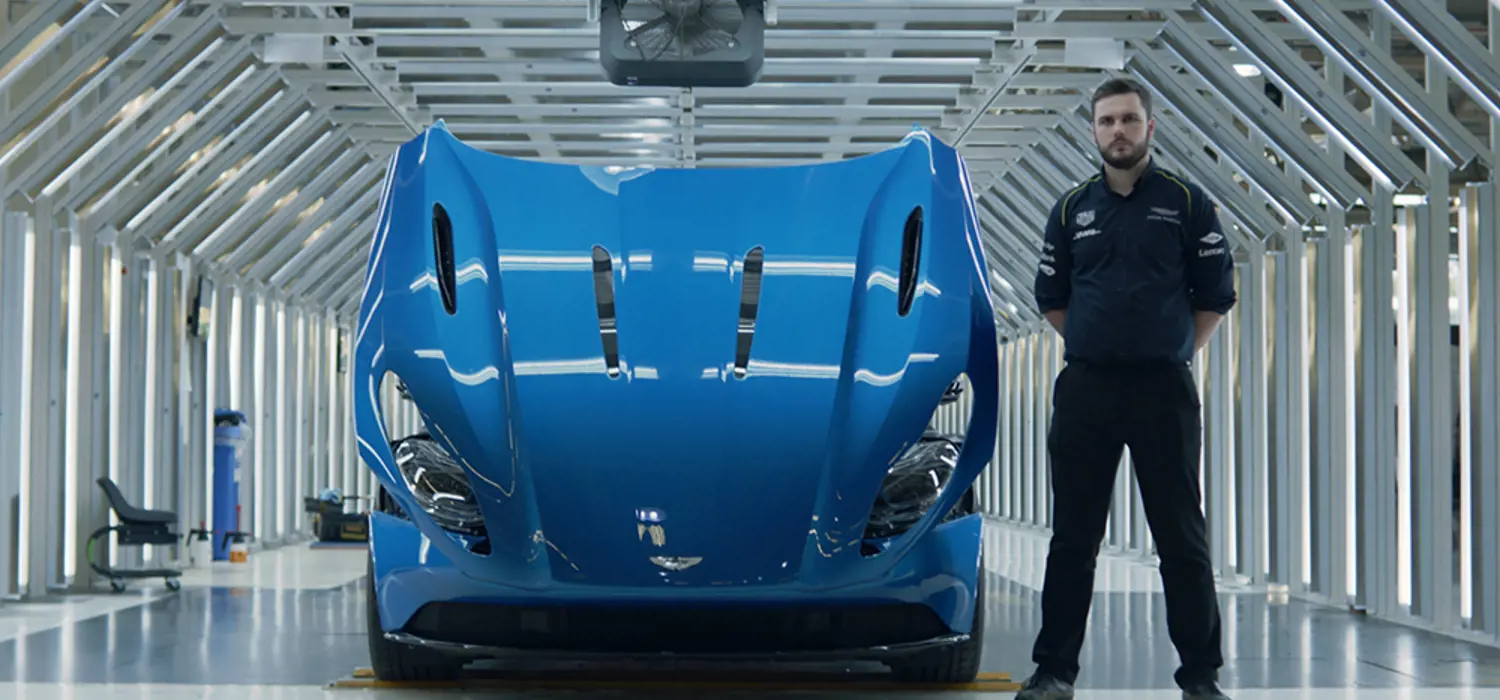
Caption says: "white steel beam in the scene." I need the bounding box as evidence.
[287,212,380,298]
[16,17,227,197]
[222,150,370,273]
[258,170,384,285]
[370,27,1002,53]
[1271,0,1491,169]
[191,127,348,261]
[59,43,257,213]
[336,0,1199,23]
[1407,58,1456,629]
[0,0,105,97]
[64,214,105,590]
[80,65,278,224]
[1462,181,1500,637]
[1128,47,1320,225]
[23,198,64,597]
[130,97,305,248]
[1192,1,1428,192]
[1372,0,1500,123]
[406,81,964,102]
[0,1,190,184]
[1149,26,1369,215]
[0,209,29,597]
[1472,6,1500,641]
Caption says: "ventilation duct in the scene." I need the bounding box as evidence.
[599,0,767,88]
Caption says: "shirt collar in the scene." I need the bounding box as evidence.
[1096,155,1158,196]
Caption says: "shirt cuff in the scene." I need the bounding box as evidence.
[1191,297,1236,314]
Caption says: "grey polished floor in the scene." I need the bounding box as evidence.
[0,522,1497,698]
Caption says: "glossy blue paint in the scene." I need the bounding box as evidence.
[353,123,999,643]
[369,506,984,633]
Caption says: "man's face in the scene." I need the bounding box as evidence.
[1092,92,1153,170]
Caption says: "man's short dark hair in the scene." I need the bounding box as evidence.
[1091,78,1152,119]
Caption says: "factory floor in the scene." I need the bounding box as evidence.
[0,520,1497,699]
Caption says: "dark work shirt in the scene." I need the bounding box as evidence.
[1033,159,1237,366]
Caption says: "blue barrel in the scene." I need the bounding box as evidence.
[212,409,249,561]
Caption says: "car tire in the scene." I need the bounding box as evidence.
[887,561,986,683]
[365,554,464,682]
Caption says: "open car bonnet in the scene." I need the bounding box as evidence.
[354,123,998,589]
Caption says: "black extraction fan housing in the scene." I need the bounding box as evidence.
[599,0,766,88]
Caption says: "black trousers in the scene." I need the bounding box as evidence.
[1031,360,1223,688]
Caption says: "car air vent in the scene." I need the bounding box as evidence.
[432,202,457,315]
[733,246,765,379]
[898,206,922,317]
[591,245,621,378]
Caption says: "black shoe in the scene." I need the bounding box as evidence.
[1181,679,1231,699]
[1015,671,1075,700]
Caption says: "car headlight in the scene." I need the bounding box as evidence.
[863,432,972,542]
[391,435,486,536]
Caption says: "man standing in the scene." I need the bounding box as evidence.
[1014,78,1236,700]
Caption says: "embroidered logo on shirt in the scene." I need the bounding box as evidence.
[1073,228,1100,241]
[1075,210,1095,226]
[1148,206,1181,225]
[1200,232,1224,245]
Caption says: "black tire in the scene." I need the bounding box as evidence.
[888,565,986,683]
[365,555,464,682]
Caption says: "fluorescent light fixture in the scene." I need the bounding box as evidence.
[253,298,267,542]
[1393,223,1413,609]
[62,240,83,579]
[230,290,243,408]
[327,321,339,488]
[17,223,35,588]
[1344,240,1358,601]
[1457,189,1481,622]
[990,269,1013,291]
[204,285,217,531]
[1233,63,1262,77]
[143,261,159,509]
[107,244,124,567]
[276,303,288,540]
[294,313,306,534]
[1301,252,1312,587]
[1393,193,1428,206]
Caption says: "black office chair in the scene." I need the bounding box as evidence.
[86,477,184,593]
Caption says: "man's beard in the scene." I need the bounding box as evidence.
[1099,137,1148,169]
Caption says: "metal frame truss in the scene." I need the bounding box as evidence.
[0,0,1496,661]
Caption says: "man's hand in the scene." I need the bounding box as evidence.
[1193,310,1224,353]
[1045,309,1067,336]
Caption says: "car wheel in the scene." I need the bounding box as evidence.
[365,554,464,682]
[887,563,986,683]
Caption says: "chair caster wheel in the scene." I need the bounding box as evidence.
[165,579,180,592]
[110,580,127,593]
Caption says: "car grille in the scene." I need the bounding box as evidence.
[401,601,952,653]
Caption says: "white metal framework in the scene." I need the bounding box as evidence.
[0,0,1493,655]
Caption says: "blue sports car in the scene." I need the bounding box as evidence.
[353,122,1000,683]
